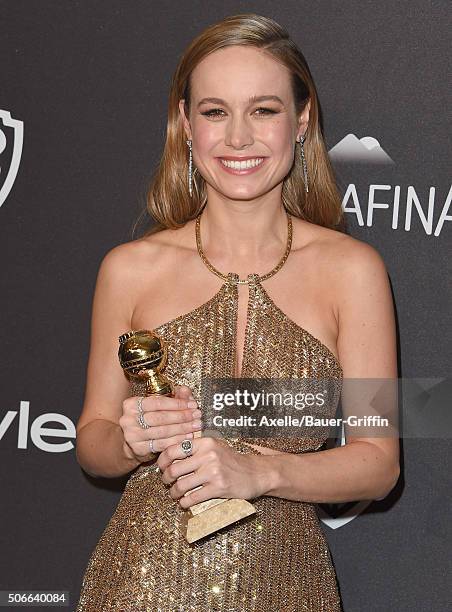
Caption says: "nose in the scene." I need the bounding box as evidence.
[224,114,254,149]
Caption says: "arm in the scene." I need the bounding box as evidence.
[75,244,142,478]
[77,419,140,479]
[257,240,400,503]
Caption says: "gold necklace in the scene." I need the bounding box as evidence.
[195,209,293,285]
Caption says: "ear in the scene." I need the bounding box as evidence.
[297,98,311,139]
[178,99,192,140]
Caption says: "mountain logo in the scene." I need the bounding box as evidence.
[328,133,394,165]
[0,109,24,209]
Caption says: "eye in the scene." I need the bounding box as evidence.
[254,107,278,116]
[201,108,226,119]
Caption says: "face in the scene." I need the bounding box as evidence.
[179,46,310,201]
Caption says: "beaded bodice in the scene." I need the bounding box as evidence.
[129,271,343,455]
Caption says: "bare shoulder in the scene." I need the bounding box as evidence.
[98,223,194,283]
[295,219,388,284]
[328,231,389,289]
[333,234,389,309]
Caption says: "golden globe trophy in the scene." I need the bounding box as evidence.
[118,329,256,543]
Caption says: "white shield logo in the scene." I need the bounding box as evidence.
[0,110,24,209]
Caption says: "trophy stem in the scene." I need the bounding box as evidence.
[142,371,172,396]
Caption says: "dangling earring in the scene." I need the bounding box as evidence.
[186,139,193,197]
[298,133,309,193]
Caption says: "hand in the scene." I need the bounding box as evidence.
[119,385,202,464]
[157,436,266,509]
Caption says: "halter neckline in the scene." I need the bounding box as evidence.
[195,209,293,285]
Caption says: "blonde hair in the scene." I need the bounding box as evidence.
[135,13,345,237]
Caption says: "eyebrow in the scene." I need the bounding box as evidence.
[197,95,285,108]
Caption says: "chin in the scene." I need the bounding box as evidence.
[222,190,265,201]
[214,182,265,198]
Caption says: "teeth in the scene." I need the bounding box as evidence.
[220,158,264,169]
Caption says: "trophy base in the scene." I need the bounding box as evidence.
[181,498,256,543]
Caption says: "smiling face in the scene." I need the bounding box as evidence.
[179,45,310,201]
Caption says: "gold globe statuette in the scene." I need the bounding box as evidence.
[118,329,256,543]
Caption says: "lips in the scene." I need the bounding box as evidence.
[217,156,266,161]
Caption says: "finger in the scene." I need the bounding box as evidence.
[144,394,198,413]
[169,472,206,500]
[160,453,198,484]
[158,436,201,472]
[123,395,195,417]
[178,483,215,509]
[174,384,195,400]
[144,418,202,446]
[138,409,201,431]
[133,431,194,457]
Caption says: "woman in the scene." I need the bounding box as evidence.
[75,13,399,611]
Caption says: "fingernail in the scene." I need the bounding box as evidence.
[188,400,198,409]
[192,419,202,428]
[192,408,201,418]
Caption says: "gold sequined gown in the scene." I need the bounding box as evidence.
[76,272,343,612]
